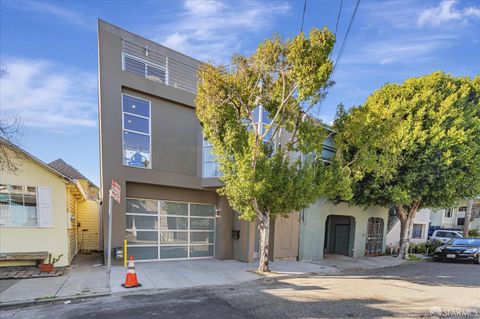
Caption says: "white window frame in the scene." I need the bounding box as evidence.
[445,208,454,218]
[126,197,216,261]
[0,184,39,228]
[122,93,152,169]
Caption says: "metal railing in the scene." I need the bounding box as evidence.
[122,39,198,94]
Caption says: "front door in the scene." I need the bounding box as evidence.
[365,217,384,256]
[334,224,350,255]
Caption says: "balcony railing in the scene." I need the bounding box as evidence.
[122,39,198,94]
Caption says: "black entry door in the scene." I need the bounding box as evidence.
[334,224,350,255]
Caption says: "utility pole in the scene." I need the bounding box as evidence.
[463,199,473,237]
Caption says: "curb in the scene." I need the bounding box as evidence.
[0,291,111,310]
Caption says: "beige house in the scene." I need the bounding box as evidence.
[0,142,100,267]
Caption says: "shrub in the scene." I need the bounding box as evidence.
[468,229,480,238]
[425,240,444,256]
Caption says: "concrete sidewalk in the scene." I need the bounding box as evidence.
[0,253,109,305]
[0,254,409,306]
[110,255,407,293]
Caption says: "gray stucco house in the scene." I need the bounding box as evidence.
[97,20,388,264]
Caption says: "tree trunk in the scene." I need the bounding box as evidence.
[463,199,473,237]
[257,212,270,273]
[396,205,418,259]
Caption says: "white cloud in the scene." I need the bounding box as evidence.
[148,0,290,63]
[418,0,480,27]
[0,58,97,129]
[3,0,94,30]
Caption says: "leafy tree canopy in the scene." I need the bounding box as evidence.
[196,28,335,222]
[326,72,480,211]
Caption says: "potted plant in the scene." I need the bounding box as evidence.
[39,254,63,273]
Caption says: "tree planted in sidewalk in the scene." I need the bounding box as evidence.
[196,28,335,272]
[324,72,480,259]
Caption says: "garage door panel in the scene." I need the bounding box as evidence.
[190,245,214,257]
[190,204,215,217]
[160,246,188,259]
[127,230,158,245]
[191,232,214,244]
[128,246,158,260]
[190,218,215,230]
[160,216,188,230]
[160,202,188,216]
[160,231,188,244]
[127,215,158,229]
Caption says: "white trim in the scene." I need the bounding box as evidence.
[121,93,152,169]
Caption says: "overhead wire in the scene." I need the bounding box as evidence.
[300,0,307,33]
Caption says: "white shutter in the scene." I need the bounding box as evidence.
[38,186,53,227]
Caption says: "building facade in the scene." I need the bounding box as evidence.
[98,20,388,264]
[0,143,99,267]
[429,199,480,232]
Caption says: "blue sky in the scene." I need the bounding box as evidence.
[1,0,479,186]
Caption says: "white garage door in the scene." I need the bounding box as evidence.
[125,198,215,260]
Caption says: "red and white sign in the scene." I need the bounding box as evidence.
[111,179,121,204]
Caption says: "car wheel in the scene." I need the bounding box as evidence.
[474,257,480,265]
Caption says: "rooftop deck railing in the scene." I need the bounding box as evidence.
[122,39,198,94]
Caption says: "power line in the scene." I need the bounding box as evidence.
[334,0,344,37]
[300,0,307,33]
[333,0,360,73]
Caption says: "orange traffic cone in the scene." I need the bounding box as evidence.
[121,256,142,288]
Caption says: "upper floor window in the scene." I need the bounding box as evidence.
[122,94,151,169]
[445,208,453,218]
[202,139,221,178]
[0,184,38,227]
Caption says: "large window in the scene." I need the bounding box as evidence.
[0,185,38,227]
[122,94,151,169]
[202,139,221,178]
[125,198,215,260]
[412,224,423,239]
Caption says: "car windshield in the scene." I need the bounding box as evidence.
[447,238,480,246]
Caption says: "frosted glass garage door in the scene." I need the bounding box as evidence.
[126,198,215,260]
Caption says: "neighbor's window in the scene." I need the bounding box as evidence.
[0,185,38,227]
[457,207,466,226]
[445,208,453,218]
[122,94,151,169]
[202,138,221,178]
[412,224,423,239]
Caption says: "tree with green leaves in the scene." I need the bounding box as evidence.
[324,72,480,259]
[196,28,335,272]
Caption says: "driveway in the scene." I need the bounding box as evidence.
[3,261,478,318]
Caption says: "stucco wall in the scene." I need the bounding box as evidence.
[299,199,388,260]
[0,156,70,267]
[386,209,430,247]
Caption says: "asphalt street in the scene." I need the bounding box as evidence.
[1,261,479,318]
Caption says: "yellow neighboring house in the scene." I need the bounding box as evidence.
[0,141,100,267]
